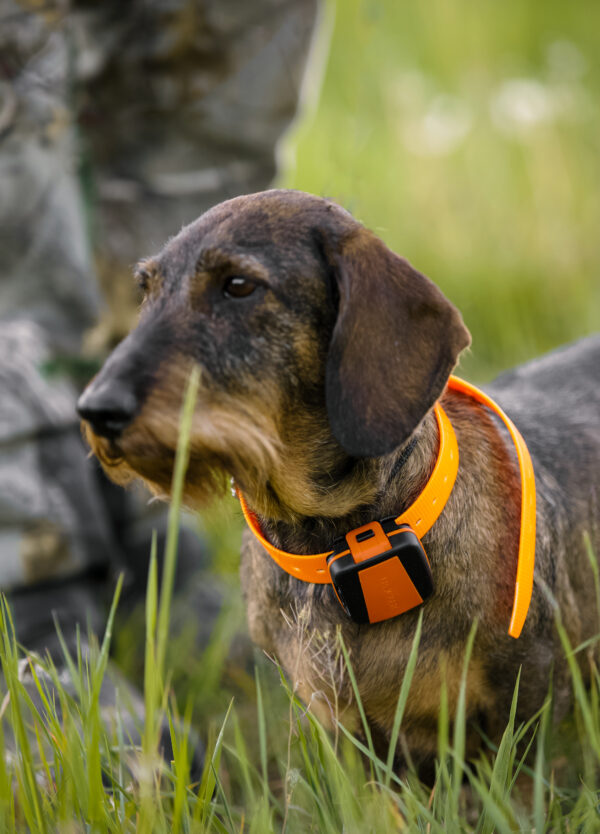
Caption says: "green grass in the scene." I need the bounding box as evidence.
[3,1,600,830]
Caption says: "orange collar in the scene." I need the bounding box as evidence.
[238,376,536,639]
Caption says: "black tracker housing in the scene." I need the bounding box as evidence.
[327,519,434,624]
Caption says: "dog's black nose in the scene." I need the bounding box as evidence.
[77,382,138,439]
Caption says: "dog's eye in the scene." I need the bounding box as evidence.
[223,275,258,299]
[135,268,152,293]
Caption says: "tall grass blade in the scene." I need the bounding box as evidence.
[254,666,269,794]
[556,618,599,752]
[478,669,520,834]
[144,531,159,757]
[384,609,422,785]
[337,629,383,783]
[449,620,477,823]
[156,364,200,686]
[533,693,552,834]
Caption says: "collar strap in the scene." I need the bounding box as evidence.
[238,376,536,639]
[446,377,536,638]
[238,402,457,580]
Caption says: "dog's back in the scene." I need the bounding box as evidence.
[488,334,600,492]
[489,333,600,409]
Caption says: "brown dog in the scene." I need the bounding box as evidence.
[78,189,600,775]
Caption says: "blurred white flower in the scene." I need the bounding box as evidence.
[390,71,472,156]
[490,73,590,138]
[490,79,555,136]
[403,94,472,156]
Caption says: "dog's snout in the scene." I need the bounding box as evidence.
[77,381,138,439]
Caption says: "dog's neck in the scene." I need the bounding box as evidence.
[246,408,440,556]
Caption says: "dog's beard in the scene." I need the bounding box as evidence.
[83,397,281,509]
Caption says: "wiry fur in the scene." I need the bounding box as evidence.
[78,189,600,778]
[85,358,282,507]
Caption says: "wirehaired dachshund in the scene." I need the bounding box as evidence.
[78,189,600,775]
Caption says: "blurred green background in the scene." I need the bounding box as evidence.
[283,0,600,380]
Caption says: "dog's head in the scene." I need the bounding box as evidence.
[78,189,470,516]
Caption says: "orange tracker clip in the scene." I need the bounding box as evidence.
[238,376,536,637]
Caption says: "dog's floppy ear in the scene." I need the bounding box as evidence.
[324,226,471,457]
